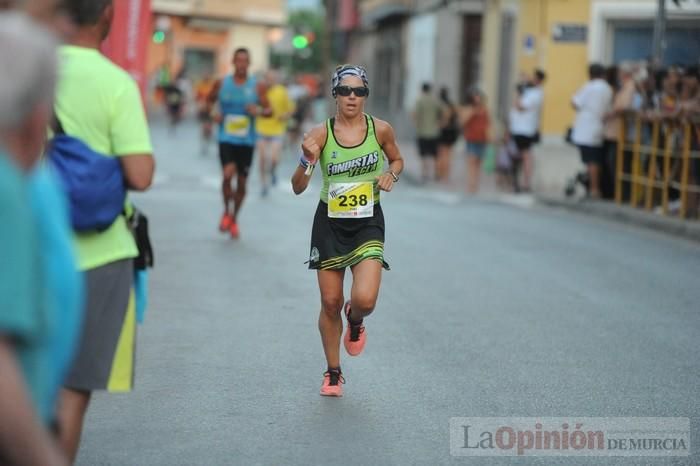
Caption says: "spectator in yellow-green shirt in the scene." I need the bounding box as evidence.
[256,69,295,196]
[412,82,442,183]
[54,1,155,463]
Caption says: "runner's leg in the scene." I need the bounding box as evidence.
[340,259,382,357]
[318,269,345,370]
[222,163,235,214]
[232,172,247,222]
[349,259,383,321]
[269,138,283,185]
[257,138,269,192]
[230,148,252,236]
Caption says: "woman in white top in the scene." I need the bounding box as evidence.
[509,69,546,192]
[572,63,613,199]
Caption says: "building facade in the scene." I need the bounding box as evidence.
[346,0,486,138]
[588,0,700,66]
[483,0,700,139]
[148,0,286,84]
[347,0,700,140]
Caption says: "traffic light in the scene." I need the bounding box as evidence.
[153,30,166,44]
[292,34,308,49]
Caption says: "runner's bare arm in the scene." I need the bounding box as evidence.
[374,118,404,193]
[246,82,273,118]
[258,82,273,117]
[292,123,327,195]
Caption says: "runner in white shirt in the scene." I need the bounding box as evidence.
[572,63,613,199]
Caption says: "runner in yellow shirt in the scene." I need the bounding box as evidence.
[256,70,295,196]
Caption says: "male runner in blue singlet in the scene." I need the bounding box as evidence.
[208,48,271,238]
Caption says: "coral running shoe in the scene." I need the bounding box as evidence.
[219,214,233,232]
[229,222,240,239]
[343,301,366,356]
[320,369,344,397]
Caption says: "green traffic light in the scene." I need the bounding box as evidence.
[153,31,166,44]
[292,35,308,49]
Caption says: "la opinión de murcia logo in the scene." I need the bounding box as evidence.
[450,418,690,457]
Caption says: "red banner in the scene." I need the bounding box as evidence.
[102,0,152,101]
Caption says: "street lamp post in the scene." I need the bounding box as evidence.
[651,0,667,68]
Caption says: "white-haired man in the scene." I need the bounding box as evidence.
[0,13,74,466]
[0,0,74,37]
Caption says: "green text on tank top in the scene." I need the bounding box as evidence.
[320,114,384,217]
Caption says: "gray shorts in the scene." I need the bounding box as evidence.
[64,259,136,392]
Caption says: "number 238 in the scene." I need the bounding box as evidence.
[338,194,369,207]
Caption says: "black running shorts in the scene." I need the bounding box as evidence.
[308,201,390,271]
[219,142,254,177]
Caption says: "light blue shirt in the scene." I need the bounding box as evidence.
[218,76,259,146]
[0,152,47,420]
[28,165,84,416]
[0,150,83,425]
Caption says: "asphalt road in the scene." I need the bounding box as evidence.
[76,120,700,466]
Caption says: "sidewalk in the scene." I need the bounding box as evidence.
[398,137,700,242]
[398,137,581,198]
[537,196,700,242]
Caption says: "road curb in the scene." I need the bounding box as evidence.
[536,195,700,243]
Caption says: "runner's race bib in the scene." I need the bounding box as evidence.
[224,115,250,138]
[328,182,374,218]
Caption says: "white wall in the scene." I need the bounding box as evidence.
[435,8,462,104]
[226,23,270,74]
[404,13,437,110]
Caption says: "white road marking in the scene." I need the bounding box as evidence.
[495,193,536,209]
[404,186,536,209]
[200,175,220,189]
[152,173,170,186]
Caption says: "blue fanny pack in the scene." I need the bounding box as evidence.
[48,116,126,232]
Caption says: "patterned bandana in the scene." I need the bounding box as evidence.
[331,65,369,92]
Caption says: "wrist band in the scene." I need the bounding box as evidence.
[390,171,399,182]
[300,155,316,175]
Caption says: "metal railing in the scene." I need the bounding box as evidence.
[617,112,700,219]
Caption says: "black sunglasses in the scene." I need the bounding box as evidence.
[335,85,369,97]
